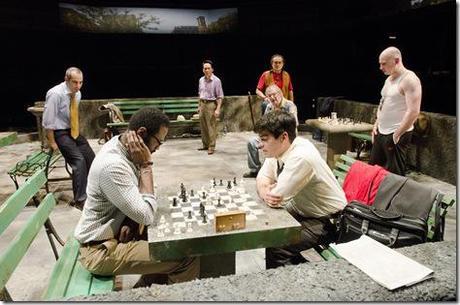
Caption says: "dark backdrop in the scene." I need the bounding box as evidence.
[0,0,455,130]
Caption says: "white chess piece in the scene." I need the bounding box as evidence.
[186,222,193,233]
[157,228,164,238]
[159,215,166,224]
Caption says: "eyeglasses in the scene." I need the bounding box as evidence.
[152,135,164,146]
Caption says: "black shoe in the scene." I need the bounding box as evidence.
[197,147,208,151]
[243,171,258,178]
[69,200,84,211]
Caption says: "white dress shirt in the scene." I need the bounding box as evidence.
[258,137,346,218]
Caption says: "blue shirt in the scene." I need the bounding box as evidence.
[42,81,81,130]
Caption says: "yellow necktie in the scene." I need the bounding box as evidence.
[70,95,79,139]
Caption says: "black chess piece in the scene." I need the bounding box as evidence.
[182,192,187,202]
[202,191,206,199]
[173,197,177,207]
[217,198,223,207]
[190,189,194,197]
[188,210,192,219]
[213,177,216,187]
[227,180,232,190]
[199,203,205,216]
[219,179,223,186]
[233,177,237,186]
[202,214,207,224]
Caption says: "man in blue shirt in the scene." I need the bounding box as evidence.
[42,67,95,210]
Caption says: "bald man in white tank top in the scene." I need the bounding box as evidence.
[369,47,422,176]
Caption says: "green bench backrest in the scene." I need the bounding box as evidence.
[113,99,199,118]
[0,170,47,235]
[0,187,56,291]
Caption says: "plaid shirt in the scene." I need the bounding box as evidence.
[74,136,157,243]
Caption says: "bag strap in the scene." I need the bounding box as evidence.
[370,206,402,220]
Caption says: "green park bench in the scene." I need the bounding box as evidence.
[332,154,456,243]
[42,234,115,300]
[0,168,114,301]
[348,131,372,160]
[315,154,456,262]
[0,132,17,148]
[106,98,201,137]
[7,149,71,192]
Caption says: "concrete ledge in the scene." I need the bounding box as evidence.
[68,241,456,301]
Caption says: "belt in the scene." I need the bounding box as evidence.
[81,240,105,247]
[200,99,216,103]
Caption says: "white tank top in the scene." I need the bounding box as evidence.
[377,71,413,135]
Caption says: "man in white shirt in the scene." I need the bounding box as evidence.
[255,111,346,269]
[370,46,422,176]
[75,106,199,286]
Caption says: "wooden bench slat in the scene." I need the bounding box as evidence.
[0,193,56,291]
[64,260,94,298]
[89,274,116,295]
[0,170,47,235]
[117,103,198,109]
[348,132,372,141]
[42,236,81,300]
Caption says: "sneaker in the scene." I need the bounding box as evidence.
[243,171,258,178]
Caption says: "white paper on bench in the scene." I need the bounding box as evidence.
[330,235,433,290]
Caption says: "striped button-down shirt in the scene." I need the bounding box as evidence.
[74,135,158,243]
[42,81,81,130]
[198,74,224,101]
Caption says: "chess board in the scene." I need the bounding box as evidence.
[153,178,266,238]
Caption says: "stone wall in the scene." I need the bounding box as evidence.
[331,98,456,185]
[32,95,262,141]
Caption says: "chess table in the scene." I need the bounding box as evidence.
[147,178,302,278]
[305,118,373,168]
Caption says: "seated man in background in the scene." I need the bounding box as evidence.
[243,84,297,178]
[255,111,346,269]
[74,106,199,286]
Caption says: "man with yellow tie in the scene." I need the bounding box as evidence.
[42,67,95,210]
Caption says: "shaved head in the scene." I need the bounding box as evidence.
[380,46,402,61]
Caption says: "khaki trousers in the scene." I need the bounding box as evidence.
[199,100,217,149]
[79,239,199,284]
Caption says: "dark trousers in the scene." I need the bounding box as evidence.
[54,130,95,203]
[369,130,413,176]
[265,210,337,269]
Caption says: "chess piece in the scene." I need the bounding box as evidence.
[173,226,181,235]
[188,210,192,219]
[202,214,207,224]
[157,228,164,238]
[213,177,216,187]
[227,180,232,190]
[233,177,237,186]
[186,222,193,233]
[190,189,194,197]
[217,197,223,207]
[172,197,177,207]
[200,203,205,216]
[219,179,223,186]
[159,215,166,224]
[164,226,171,234]
[202,191,206,199]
